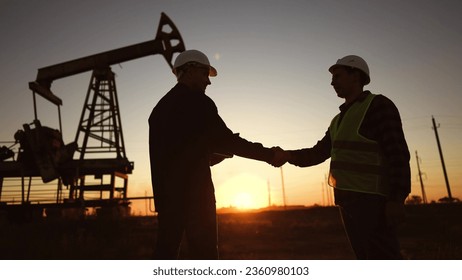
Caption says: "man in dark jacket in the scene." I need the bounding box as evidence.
[149,50,285,259]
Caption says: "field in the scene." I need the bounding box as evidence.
[1,203,461,260]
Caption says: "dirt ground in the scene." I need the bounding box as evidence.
[1,203,461,260]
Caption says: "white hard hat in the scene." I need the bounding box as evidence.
[172,49,217,77]
[329,55,370,85]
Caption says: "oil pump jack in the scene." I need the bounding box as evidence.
[0,13,185,219]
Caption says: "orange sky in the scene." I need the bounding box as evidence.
[1,1,461,214]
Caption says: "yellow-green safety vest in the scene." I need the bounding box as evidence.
[328,93,389,196]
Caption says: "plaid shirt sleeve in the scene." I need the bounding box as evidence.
[288,130,332,167]
[361,93,411,202]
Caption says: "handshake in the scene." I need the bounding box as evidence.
[270,146,292,168]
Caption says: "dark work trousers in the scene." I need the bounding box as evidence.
[336,190,403,259]
[154,199,219,260]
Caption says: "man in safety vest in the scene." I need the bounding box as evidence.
[287,55,411,259]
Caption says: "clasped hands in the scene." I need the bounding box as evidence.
[270,146,292,167]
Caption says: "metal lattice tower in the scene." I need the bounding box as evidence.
[75,67,126,160]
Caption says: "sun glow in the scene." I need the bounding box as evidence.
[216,173,268,210]
[233,192,253,209]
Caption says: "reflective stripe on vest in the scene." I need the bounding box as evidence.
[328,93,389,196]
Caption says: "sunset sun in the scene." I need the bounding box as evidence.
[233,192,253,209]
[216,173,268,210]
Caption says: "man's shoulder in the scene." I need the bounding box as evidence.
[368,92,402,118]
[370,92,398,108]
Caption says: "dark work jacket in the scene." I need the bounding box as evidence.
[149,83,274,213]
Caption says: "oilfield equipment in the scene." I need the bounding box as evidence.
[0,13,185,220]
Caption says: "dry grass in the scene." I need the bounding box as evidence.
[1,203,461,259]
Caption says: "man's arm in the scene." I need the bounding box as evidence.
[371,95,411,202]
[204,97,277,165]
[366,95,411,226]
[288,131,332,167]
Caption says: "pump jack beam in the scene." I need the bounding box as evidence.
[30,12,185,100]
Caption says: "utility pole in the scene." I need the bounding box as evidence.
[267,179,272,207]
[432,116,453,201]
[280,166,287,208]
[415,151,427,204]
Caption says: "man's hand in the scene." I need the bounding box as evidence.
[270,146,290,167]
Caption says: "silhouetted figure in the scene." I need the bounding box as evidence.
[287,55,410,259]
[149,50,286,259]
